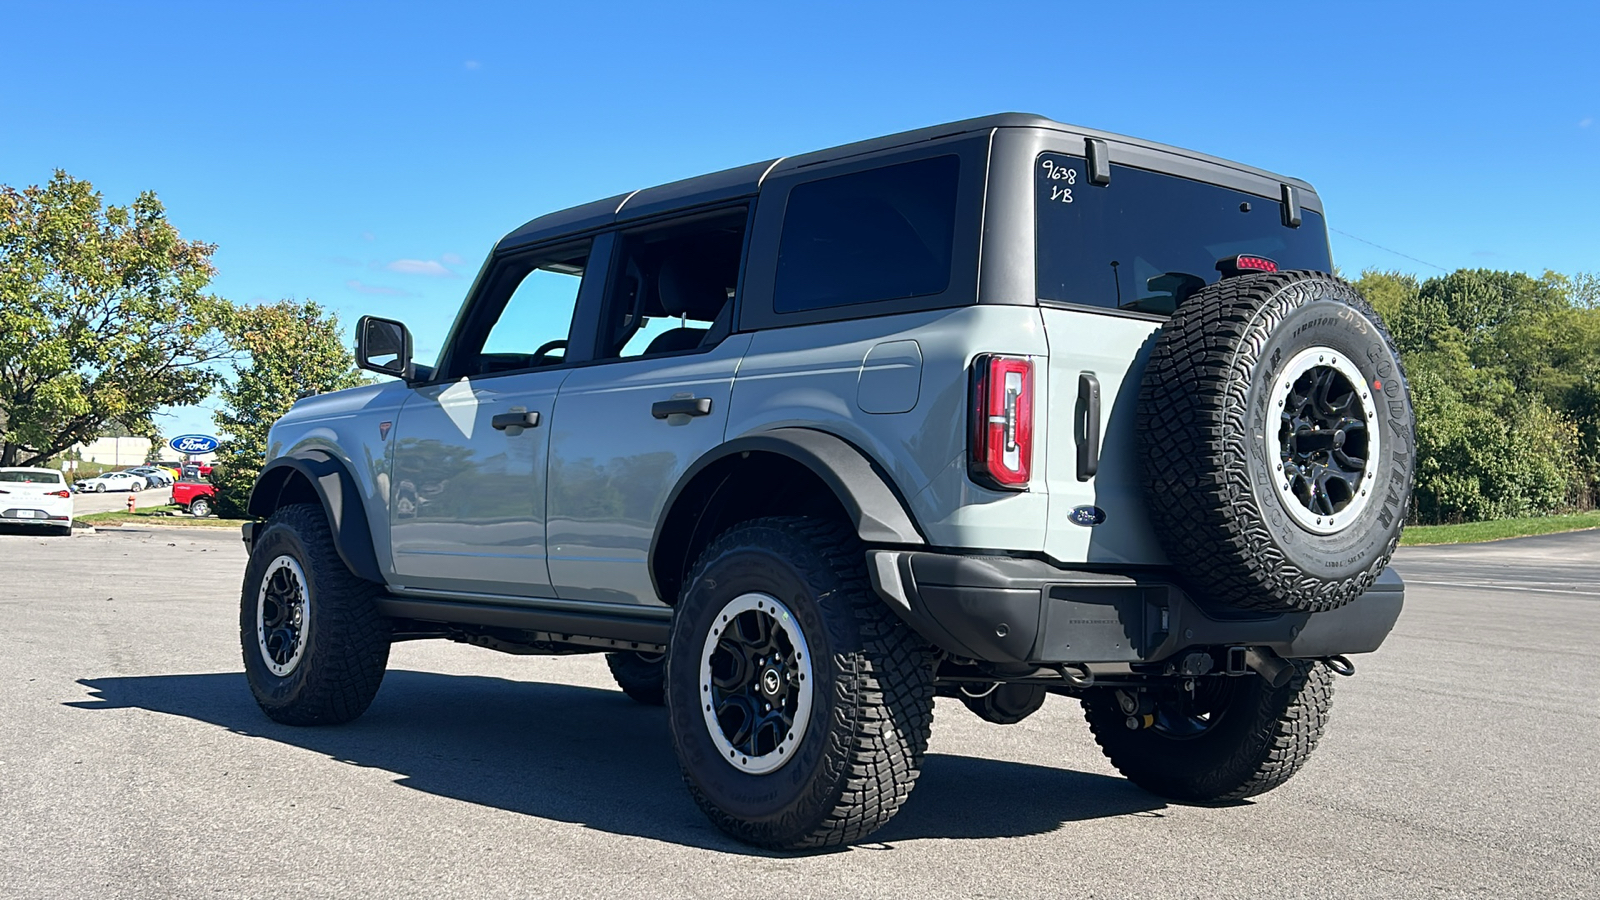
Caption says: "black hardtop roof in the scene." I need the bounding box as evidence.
[499,113,1314,251]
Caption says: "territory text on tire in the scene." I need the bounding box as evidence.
[664,516,935,850]
[1081,661,1334,802]
[1138,270,1416,613]
[240,503,392,725]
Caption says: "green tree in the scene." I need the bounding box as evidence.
[1361,267,1599,523]
[212,300,365,517]
[0,171,233,465]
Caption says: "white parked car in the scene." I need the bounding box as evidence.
[74,471,147,493]
[0,468,75,535]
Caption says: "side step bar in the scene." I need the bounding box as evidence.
[375,596,671,649]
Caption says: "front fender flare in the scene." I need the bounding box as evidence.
[248,450,384,584]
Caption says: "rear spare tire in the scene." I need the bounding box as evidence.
[1139,271,1415,613]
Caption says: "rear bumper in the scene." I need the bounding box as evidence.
[866,550,1403,666]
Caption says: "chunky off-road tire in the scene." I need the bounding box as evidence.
[605,651,666,706]
[665,516,936,850]
[240,503,390,725]
[1139,271,1416,613]
[1082,662,1334,802]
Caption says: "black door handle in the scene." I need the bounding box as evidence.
[1077,372,1100,481]
[651,397,713,419]
[491,411,540,431]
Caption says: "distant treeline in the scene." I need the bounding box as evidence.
[1354,269,1600,525]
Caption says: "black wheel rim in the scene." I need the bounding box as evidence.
[257,556,309,676]
[1279,366,1368,516]
[1273,347,1379,534]
[700,593,813,774]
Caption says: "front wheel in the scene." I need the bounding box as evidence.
[665,517,935,850]
[95,484,106,493]
[240,503,391,725]
[1081,662,1334,803]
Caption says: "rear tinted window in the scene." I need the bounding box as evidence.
[774,155,960,313]
[0,470,63,484]
[1035,154,1332,315]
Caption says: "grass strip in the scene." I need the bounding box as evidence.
[1400,510,1600,546]
[78,505,247,528]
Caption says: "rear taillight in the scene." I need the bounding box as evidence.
[51,490,71,498]
[969,354,1034,490]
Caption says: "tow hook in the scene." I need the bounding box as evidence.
[1243,647,1294,688]
[1324,655,1357,677]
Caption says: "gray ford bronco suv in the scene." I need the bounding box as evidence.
[240,113,1414,849]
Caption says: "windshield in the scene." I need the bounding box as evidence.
[0,470,64,484]
[1035,154,1332,315]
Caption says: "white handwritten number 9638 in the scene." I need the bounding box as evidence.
[1040,159,1077,203]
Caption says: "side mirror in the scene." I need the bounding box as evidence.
[356,315,415,380]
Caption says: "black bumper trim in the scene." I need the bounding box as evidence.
[866,550,1403,665]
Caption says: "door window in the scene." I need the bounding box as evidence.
[447,242,591,377]
[595,209,747,361]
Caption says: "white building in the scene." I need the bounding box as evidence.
[71,436,153,466]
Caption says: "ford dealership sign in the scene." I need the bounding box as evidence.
[169,434,220,454]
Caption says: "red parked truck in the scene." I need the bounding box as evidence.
[170,479,216,517]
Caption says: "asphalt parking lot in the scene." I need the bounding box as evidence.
[0,526,1595,899]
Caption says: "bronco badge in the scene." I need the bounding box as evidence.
[1069,505,1106,526]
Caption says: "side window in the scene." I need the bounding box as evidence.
[595,208,746,361]
[448,242,590,377]
[773,155,960,313]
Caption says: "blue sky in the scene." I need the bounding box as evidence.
[2,0,1595,440]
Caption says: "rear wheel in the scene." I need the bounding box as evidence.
[189,496,212,518]
[1081,662,1334,802]
[240,503,391,725]
[665,517,935,850]
[605,651,665,706]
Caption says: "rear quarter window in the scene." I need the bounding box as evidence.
[0,471,63,484]
[1035,154,1332,316]
[773,155,960,313]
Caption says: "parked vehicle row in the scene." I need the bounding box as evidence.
[69,465,182,493]
[73,471,149,493]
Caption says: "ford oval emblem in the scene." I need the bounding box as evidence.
[168,434,221,454]
[1069,505,1107,527]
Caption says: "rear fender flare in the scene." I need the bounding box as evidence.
[649,427,926,601]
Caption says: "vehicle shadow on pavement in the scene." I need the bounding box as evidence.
[67,669,1162,852]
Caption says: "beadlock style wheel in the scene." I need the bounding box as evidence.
[1137,270,1416,613]
[257,555,310,677]
[698,592,815,775]
[1270,346,1380,535]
